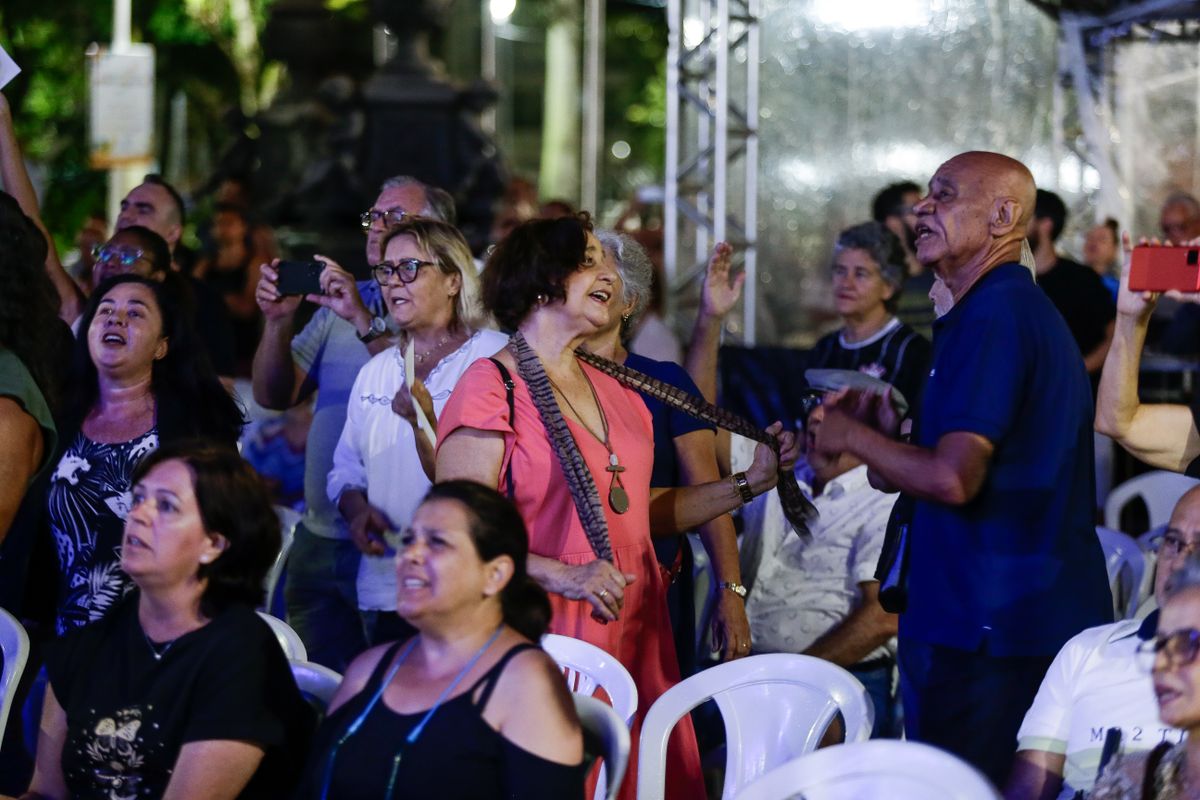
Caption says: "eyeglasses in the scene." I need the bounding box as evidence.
[798,389,825,429]
[92,244,146,267]
[360,207,411,231]
[1161,532,1200,559]
[1135,628,1200,672]
[371,259,437,284]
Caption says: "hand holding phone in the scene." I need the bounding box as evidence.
[275,260,325,296]
[1128,244,1200,293]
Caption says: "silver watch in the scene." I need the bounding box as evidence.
[357,315,387,344]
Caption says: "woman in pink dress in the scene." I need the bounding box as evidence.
[437,214,789,799]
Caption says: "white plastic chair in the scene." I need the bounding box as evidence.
[541,633,638,726]
[258,611,308,661]
[263,505,301,614]
[290,660,343,710]
[574,694,630,800]
[0,608,30,744]
[1096,526,1148,619]
[1104,471,1200,532]
[542,634,638,800]
[638,653,874,800]
[733,740,1001,800]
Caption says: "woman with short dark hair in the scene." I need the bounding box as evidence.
[304,480,584,799]
[47,275,243,633]
[437,215,788,798]
[20,442,313,800]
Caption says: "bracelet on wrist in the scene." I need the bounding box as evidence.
[718,581,748,598]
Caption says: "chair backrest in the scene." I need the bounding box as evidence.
[0,608,30,744]
[264,505,301,615]
[1096,526,1148,619]
[258,611,308,661]
[1104,471,1200,532]
[638,653,874,800]
[733,740,1001,800]
[541,633,638,727]
[290,660,343,710]
[574,694,631,800]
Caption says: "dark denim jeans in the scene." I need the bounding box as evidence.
[284,524,367,672]
[848,660,898,739]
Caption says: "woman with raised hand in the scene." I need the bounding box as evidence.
[14,442,312,800]
[437,214,794,798]
[586,230,751,671]
[46,275,243,633]
[304,480,584,799]
[328,218,506,646]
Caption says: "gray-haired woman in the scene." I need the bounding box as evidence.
[584,231,752,670]
[807,221,931,416]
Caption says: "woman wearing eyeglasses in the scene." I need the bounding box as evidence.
[1092,554,1200,799]
[329,218,506,646]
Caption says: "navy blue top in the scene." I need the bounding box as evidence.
[624,352,714,489]
[902,263,1112,657]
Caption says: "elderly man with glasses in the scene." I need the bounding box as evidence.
[1002,486,1200,800]
[251,175,455,671]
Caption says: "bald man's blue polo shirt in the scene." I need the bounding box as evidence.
[901,263,1112,657]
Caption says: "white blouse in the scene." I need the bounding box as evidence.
[327,329,508,610]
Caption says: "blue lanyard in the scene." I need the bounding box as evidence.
[319,625,505,800]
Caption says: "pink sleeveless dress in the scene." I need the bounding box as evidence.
[438,357,705,800]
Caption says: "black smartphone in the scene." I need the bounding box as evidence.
[276,260,324,296]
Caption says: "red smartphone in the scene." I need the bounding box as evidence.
[1129,245,1200,292]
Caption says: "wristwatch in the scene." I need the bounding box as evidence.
[731,472,755,505]
[357,315,387,344]
[718,581,748,599]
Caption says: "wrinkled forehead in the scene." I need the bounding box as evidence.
[1169,494,1200,539]
[374,184,428,216]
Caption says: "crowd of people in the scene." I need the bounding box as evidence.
[6,75,1200,798]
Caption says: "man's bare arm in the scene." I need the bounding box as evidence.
[0,94,82,322]
[804,583,897,667]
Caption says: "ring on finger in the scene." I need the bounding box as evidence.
[598,589,609,599]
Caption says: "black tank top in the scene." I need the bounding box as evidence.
[309,641,586,799]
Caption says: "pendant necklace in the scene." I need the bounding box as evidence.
[407,332,455,364]
[547,369,629,514]
[141,628,177,662]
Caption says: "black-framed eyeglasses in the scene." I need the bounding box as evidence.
[92,244,146,267]
[1135,628,1200,672]
[1161,532,1200,559]
[360,207,411,231]
[371,259,437,284]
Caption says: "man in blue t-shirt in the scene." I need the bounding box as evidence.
[812,151,1112,785]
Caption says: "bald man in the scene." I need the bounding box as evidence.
[814,152,1111,782]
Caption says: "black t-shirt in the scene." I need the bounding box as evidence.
[46,596,314,799]
[1037,257,1116,366]
[807,317,932,417]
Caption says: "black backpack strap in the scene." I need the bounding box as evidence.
[488,357,516,500]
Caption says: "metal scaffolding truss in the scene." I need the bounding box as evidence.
[664,0,760,343]
[1048,1,1200,226]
